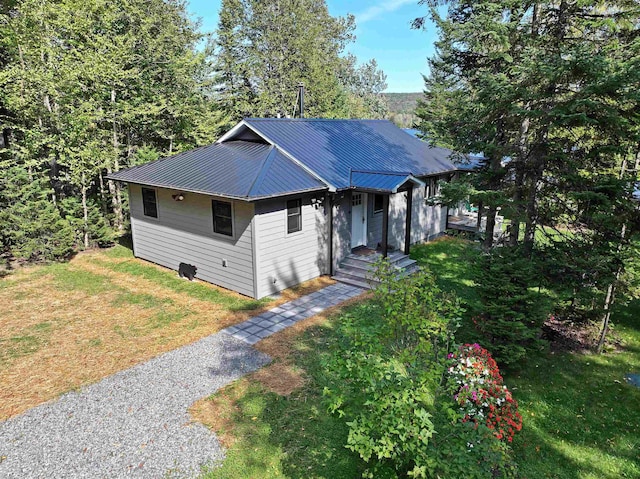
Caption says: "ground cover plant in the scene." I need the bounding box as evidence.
[0,244,331,420]
[323,261,520,478]
[411,238,640,478]
[195,236,639,478]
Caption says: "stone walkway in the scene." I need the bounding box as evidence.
[0,282,364,479]
[221,282,364,345]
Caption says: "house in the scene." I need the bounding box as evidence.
[108,118,462,299]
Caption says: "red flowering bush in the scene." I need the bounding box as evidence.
[447,343,523,443]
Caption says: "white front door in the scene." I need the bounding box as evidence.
[351,192,367,249]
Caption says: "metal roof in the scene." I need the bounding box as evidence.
[350,170,425,193]
[242,119,459,190]
[402,128,486,171]
[107,141,327,200]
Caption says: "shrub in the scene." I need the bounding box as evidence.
[472,246,548,365]
[324,261,462,478]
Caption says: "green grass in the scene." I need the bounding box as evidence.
[413,237,640,478]
[111,292,174,309]
[200,317,364,479]
[510,299,640,479]
[101,244,135,259]
[0,321,53,366]
[147,310,190,329]
[203,237,639,478]
[93,257,266,311]
[410,237,480,307]
[44,263,116,296]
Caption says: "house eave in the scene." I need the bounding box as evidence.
[106,177,328,202]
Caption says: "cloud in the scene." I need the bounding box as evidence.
[356,0,416,24]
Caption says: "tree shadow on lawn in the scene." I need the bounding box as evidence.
[411,237,480,307]
[202,321,363,479]
[508,300,640,479]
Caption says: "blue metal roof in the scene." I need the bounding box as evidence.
[350,170,424,193]
[107,141,326,200]
[242,119,459,190]
[402,128,486,171]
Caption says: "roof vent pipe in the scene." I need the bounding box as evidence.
[297,82,304,118]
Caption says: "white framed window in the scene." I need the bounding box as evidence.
[212,200,233,237]
[287,199,302,234]
[142,187,158,218]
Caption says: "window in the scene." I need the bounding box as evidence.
[142,187,158,218]
[287,199,302,234]
[373,194,384,214]
[212,200,233,236]
[425,178,440,199]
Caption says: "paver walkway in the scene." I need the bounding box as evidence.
[0,282,363,479]
[221,282,364,344]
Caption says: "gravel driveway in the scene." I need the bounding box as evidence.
[0,333,270,479]
[0,282,364,478]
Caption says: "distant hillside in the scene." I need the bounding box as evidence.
[383,92,422,128]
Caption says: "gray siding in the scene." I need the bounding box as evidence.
[254,194,328,298]
[129,184,255,297]
[332,193,352,270]
[364,176,449,251]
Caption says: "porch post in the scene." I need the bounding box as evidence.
[327,192,334,276]
[404,185,413,255]
[382,194,390,257]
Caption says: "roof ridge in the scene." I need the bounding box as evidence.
[246,145,277,198]
[350,169,413,176]
[245,117,390,122]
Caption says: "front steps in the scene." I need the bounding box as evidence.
[332,250,419,289]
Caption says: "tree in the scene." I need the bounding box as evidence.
[417,1,640,350]
[213,0,388,122]
[0,0,221,258]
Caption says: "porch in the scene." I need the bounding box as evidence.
[447,206,505,237]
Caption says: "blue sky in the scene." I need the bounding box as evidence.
[186,0,439,93]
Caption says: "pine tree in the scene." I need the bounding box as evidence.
[418,1,640,351]
[214,0,387,121]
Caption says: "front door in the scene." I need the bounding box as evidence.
[351,192,367,249]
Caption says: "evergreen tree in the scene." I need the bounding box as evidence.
[0,0,222,259]
[417,1,640,351]
[0,166,74,261]
[213,0,387,121]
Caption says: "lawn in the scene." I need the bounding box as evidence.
[194,237,640,478]
[192,298,368,479]
[0,244,333,420]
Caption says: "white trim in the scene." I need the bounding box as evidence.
[218,120,336,192]
[215,120,249,143]
[285,197,303,236]
[350,192,368,249]
[141,186,160,220]
[250,206,259,299]
[390,175,426,194]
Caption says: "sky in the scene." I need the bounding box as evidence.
[186,0,440,93]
